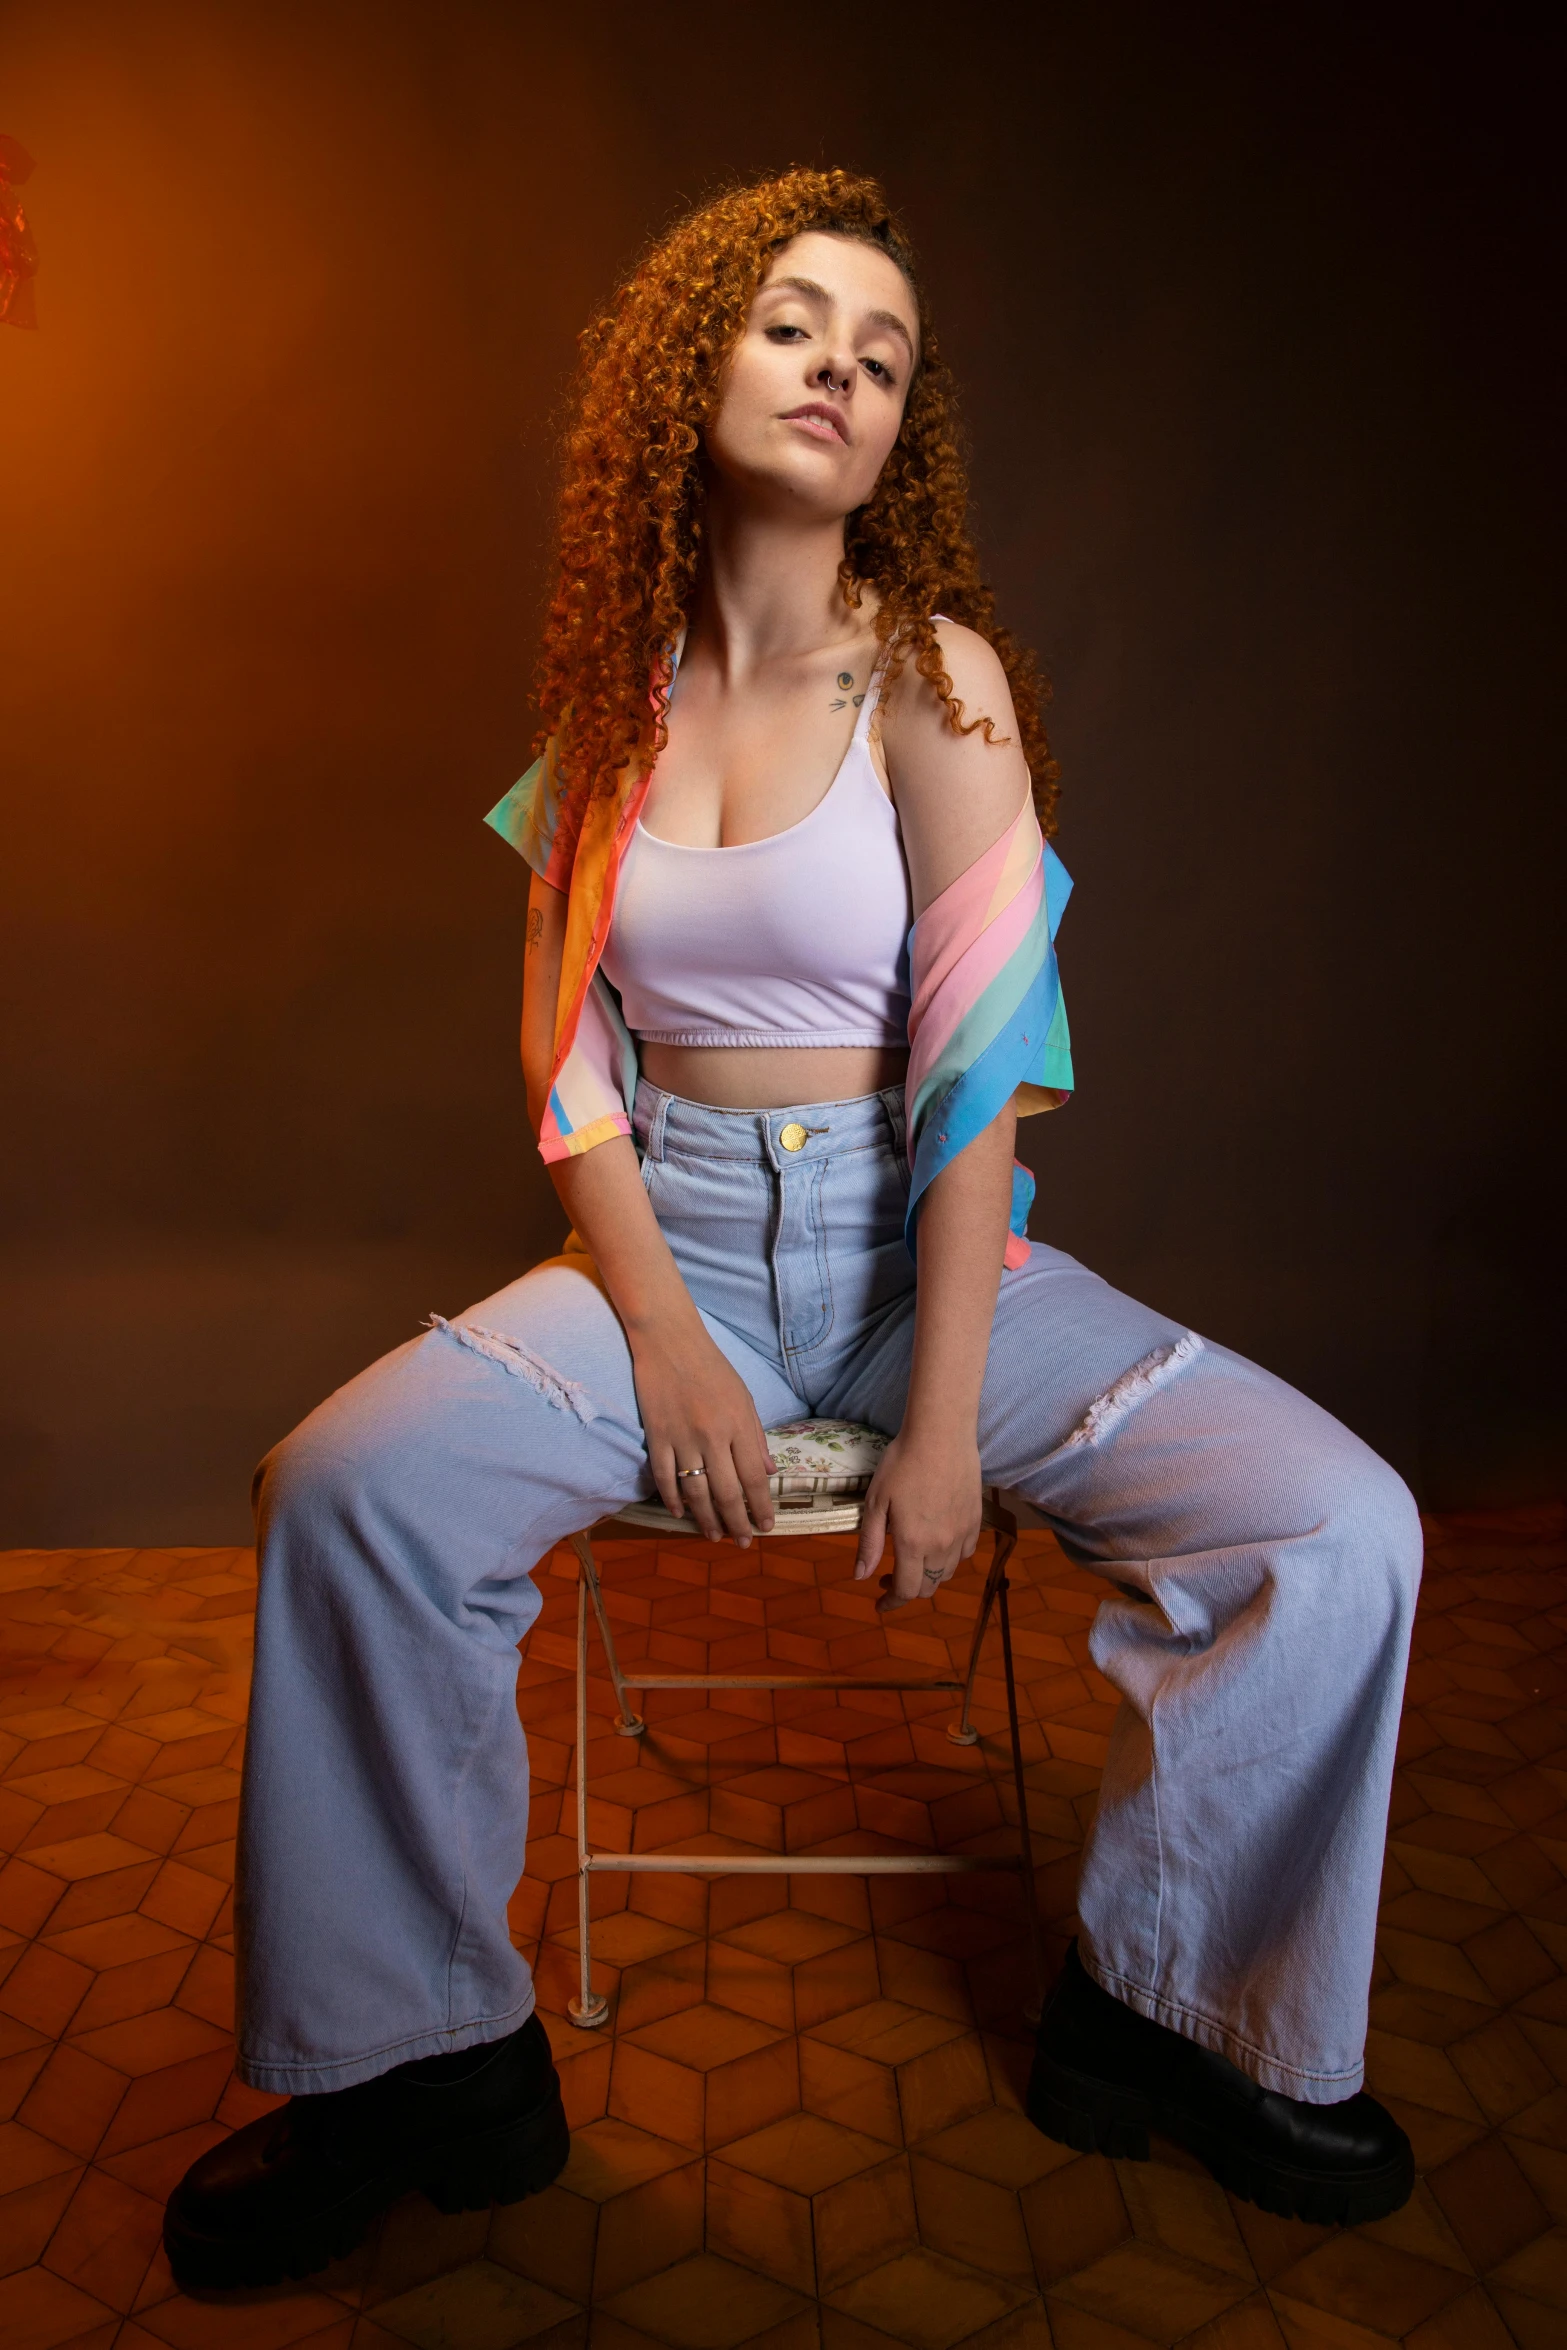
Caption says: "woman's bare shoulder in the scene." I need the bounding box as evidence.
[880,619,1031,908]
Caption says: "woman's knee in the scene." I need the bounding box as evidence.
[1346,1447,1423,1606]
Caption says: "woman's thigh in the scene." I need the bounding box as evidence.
[825,1240,1189,1459]
[257,1248,803,1630]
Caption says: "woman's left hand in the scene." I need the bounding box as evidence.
[853,1426,984,1612]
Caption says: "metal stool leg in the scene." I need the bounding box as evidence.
[949,1515,1015,1745]
[996,1561,1046,2023]
[568,1573,609,2028]
[570,1530,645,1735]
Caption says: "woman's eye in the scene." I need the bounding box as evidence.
[863,358,894,383]
[766,324,807,341]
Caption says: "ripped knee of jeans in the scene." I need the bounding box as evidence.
[424,1315,599,1424]
[1063,1332,1205,1450]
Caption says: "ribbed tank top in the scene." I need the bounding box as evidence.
[600,657,912,1047]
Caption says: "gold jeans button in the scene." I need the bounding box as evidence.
[779,1123,809,1153]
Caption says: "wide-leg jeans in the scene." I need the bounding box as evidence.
[236,1083,1421,2104]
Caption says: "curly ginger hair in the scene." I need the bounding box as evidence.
[536,167,1060,836]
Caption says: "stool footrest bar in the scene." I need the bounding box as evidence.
[621,1674,963,1691]
[582,1852,1022,1874]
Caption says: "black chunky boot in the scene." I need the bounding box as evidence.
[1028,1944,1414,2226]
[164,2012,569,2291]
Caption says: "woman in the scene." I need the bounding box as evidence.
[165,169,1420,2291]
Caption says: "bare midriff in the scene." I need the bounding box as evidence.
[640,1041,910,1111]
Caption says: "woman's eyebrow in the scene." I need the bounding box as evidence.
[763,275,916,359]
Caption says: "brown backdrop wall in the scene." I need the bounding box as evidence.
[1,0,1561,1542]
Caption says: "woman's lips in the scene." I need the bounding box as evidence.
[781,404,847,443]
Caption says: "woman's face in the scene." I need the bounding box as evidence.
[705,231,919,522]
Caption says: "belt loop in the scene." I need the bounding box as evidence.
[644,1086,671,1164]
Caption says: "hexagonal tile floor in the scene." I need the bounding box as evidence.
[0,1505,1563,2347]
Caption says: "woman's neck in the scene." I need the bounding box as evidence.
[690,491,868,686]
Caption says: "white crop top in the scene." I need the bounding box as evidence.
[599,660,912,1047]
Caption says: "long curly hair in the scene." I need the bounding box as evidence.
[536,166,1060,836]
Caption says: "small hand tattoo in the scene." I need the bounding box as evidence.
[525,908,543,951]
[829,698,847,711]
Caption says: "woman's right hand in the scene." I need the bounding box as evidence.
[630,1317,777,1545]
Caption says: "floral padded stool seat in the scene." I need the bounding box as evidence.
[561,1420,1043,2028]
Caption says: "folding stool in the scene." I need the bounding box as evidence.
[561,1419,1044,2029]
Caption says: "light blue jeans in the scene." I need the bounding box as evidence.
[237,1084,1421,2104]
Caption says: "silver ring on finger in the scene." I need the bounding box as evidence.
[676,1465,707,1481]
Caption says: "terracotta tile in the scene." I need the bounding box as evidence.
[81,1726,159,1783]
[17,2043,128,2159]
[915,2107,1072,2190]
[355,2192,488,2305]
[1051,2239,1253,2346]
[0,1859,66,1940]
[1447,2016,1557,2121]
[137,1859,227,1939]
[0,2161,82,2284]
[1021,2154,1131,2287]
[16,1833,157,1885]
[1117,2157,1255,2280]
[813,2153,918,2295]
[65,1948,197,2038]
[41,2165,164,2312]
[1464,1914,1560,2002]
[0,1946,93,2040]
[1486,2279,1563,2350]
[807,2003,989,2141]
[366,2255,578,2349]
[707,1940,798,2033]
[37,1858,163,1938]
[910,2152,1033,2284]
[96,2046,233,2158]
[1401,2286,1517,2350]
[133,2275,358,2343]
[799,2039,902,2148]
[545,2025,612,2132]
[873,1939,971,2025]
[0,2265,115,2349]
[719,1910,865,1967]
[827,2245,1029,2348]
[601,2249,808,2347]
[707,2156,817,2294]
[590,2159,705,2299]
[173,1941,233,2030]
[98,2119,228,2200]
[216,2074,287,2129]
[712,1770,859,1853]
[1271,2235,1470,2335]
[1427,2131,1552,2269]
[794,1938,881,2035]
[485,2177,598,2301]
[1366,1984,1495,2047]
[109,1787,190,1859]
[1364,2032,1484,2124]
[722,2113,891,2199]
[69,2005,228,2078]
[0,2039,52,2122]
[1174,2293,1290,2350]
[1485,2224,1567,2306]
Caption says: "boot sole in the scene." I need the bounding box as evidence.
[1027,2048,1415,2226]
[164,2085,570,2292]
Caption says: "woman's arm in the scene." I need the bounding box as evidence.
[523,872,775,1544]
[856,623,1032,1608]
